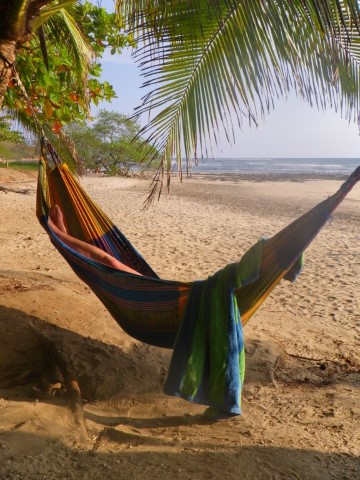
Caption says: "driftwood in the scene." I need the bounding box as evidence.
[0,184,32,194]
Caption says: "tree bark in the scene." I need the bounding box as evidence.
[0,39,17,109]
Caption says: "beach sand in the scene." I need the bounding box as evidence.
[0,168,359,479]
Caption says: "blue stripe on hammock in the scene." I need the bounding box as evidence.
[48,227,187,306]
[92,226,159,278]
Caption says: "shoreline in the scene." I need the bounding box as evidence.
[0,164,355,185]
[95,169,354,185]
[185,171,351,182]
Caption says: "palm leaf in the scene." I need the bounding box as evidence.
[47,10,94,89]
[29,0,78,29]
[118,0,360,201]
[30,2,94,102]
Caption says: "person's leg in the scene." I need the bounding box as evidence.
[48,206,141,275]
[49,205,67,233]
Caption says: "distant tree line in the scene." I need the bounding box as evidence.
[0,109,159,175]
[66,110,159,176]
[0,116,24,144]
[0,115,35,162]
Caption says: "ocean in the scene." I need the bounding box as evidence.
[188,157,359,176]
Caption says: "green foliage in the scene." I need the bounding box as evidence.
[0,116,24,143]
[3,2,132,133]
[0,160,37,170]
[0,116,37,161]
[0,143,11,159]
[66,109,159,176]
[0,140,36,161]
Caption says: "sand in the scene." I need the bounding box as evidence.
[0,167,359,479]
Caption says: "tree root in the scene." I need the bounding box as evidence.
[31,325,88,439]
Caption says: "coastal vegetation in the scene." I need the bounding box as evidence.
[0,160,37,170]
[0,115,24,144]
[0,2,129,129]
[66,110,159,175]
[0,115,35,164]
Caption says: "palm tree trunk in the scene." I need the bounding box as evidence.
[0,39,17,109]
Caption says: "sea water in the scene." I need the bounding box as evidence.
[188,158,359,176]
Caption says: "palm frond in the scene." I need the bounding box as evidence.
[118,0,360,200]
[40,7,95,114]
[29,0,78,30]
[30,2,94,95]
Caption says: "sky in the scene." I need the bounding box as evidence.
[94,1,360,159]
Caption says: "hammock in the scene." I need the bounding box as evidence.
[36,143,359,414]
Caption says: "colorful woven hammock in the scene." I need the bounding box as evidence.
[37,144,360,349]
[36,143,359,414]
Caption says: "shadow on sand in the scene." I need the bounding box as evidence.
[0,304,169,402]
[0,429,358,480]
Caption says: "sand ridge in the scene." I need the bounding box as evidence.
[0,169,359,479]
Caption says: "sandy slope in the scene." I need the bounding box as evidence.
[0,168,359,480]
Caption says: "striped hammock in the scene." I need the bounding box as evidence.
[36,142,359,414]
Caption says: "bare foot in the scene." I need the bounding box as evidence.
[49,205,67,233]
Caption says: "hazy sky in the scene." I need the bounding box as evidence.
[95,1,360,159]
